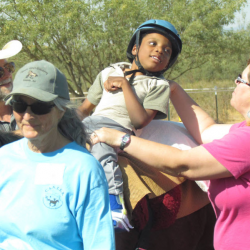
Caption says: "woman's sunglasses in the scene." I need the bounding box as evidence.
[0,62,15,78]
[236,74,250,86]
[10,100,55,115]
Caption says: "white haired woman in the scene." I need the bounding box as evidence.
[0,60,115,250]
[92,64,250,250]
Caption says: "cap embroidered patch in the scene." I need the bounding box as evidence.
[26,71,38,79]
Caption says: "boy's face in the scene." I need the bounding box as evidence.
[132,32,172,73]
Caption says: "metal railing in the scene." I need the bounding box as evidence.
[168,86,235,123]
[71,86,239,124]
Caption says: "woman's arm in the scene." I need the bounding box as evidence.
[104,76,157,129]
[92,128,232,180]
[169,81,232,144]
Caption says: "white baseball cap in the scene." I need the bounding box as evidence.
[0,40,22,60]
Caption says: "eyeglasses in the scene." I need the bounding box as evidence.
[0,62,15,78]
[236,74,250,86]
[10,100,55,115]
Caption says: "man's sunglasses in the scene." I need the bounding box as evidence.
[0,62,15,78]
[236,74,250,86]
[10,100,55,115]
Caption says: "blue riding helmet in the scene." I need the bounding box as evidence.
[126,19,182,75]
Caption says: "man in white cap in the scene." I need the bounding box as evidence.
[0,40,22,132]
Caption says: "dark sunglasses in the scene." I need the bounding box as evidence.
[236,74,250,86]
[0,62,15,78]
[10,100,55,115]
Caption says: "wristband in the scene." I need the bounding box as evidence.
[120,134,131,150]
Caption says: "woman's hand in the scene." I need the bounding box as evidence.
[91,127,125,148]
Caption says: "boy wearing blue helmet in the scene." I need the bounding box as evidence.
[78,19,182,231]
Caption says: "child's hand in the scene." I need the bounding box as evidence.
[104,76,129,92]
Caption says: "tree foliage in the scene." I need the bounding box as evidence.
[0,0,248,96]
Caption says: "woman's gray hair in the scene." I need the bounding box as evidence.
[0,132,22,147]
[53,97,91,148]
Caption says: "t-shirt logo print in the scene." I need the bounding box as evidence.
[26,71,38,79]
[43,186,64,209]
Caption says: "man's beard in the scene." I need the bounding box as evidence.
[0,90,8,101]
[0,78,13,101]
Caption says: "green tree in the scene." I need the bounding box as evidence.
[178,20,250,86]
[0,0,248,96]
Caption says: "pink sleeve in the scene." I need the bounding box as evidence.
[202,122,250,179]
[230,121,246,131]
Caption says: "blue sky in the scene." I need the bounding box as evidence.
[225,0,250,30]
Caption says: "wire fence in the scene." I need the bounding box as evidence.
[71,86,243,124]
[169,86,243,124]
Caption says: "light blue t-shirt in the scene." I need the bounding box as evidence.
[0,138,115,250]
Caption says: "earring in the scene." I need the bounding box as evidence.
[247,111,250,119]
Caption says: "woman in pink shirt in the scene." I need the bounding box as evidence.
[92,64,250,250]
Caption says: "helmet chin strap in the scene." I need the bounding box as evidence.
[124,69,144,84]
[125,56,165,83]
[124,30,148,84]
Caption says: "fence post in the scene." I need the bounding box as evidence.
[168,99,170,120]
[214,86,218,123]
